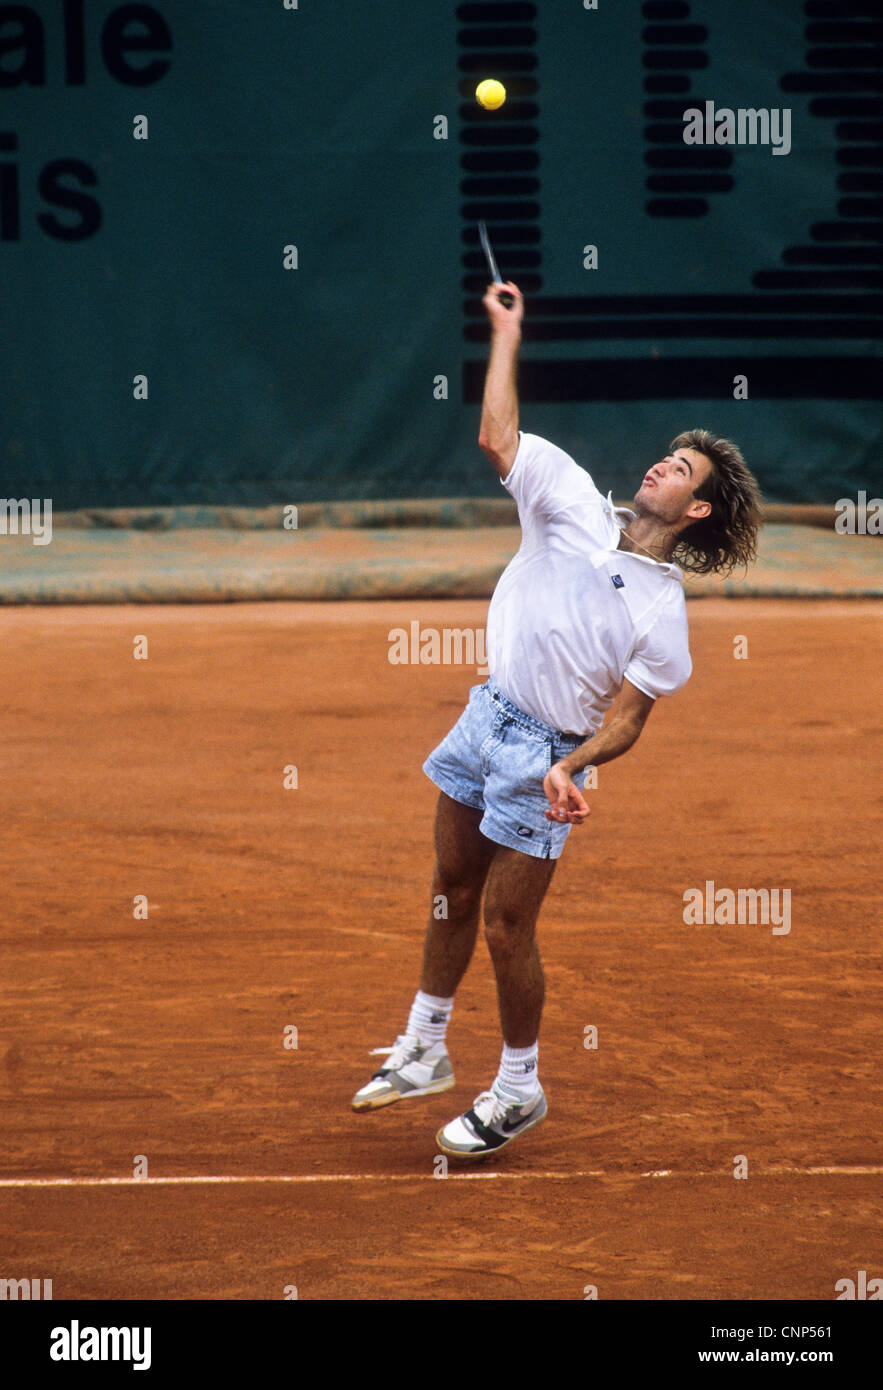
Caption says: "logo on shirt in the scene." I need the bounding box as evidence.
[611,574,625,588]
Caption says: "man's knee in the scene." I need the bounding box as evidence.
[433,869,484,923]
[484,906,535,961]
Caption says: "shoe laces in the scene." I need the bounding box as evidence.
[372,1034,424,1072]
[472,1089,512,1126]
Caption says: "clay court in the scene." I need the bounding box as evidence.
[2,596,880,1301]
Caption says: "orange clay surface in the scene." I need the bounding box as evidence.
[1,599,881,1300]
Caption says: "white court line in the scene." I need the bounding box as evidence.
[1,1173,595,1187]
[0,1166,881,1189]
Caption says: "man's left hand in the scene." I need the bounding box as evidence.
[543,763,590,826]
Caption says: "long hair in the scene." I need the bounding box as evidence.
[669,429,763,577]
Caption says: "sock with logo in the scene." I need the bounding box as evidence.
[494,1042,540,1101]
[405,990,453,1047]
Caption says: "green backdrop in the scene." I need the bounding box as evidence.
[2,0,880,508]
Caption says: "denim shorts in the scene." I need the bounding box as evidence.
[422,680,593,860]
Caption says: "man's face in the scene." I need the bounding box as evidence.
[633,447,713,527]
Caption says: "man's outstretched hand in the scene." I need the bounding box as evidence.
[543,762,591,826]
[483,281,523,333]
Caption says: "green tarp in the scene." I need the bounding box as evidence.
[3,0,880,508]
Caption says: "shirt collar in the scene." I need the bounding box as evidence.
[605,493,683,579]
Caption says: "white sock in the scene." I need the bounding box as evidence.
[494,1042,540,1100]
[405,990,453,1047]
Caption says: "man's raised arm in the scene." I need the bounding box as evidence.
[477,281,524,480]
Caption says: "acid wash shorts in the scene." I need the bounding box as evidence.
[422,679,594,860]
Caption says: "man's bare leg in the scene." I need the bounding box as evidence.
[351,793,498,1111]
[433,844,556,1154]
[419,791,498,997]
[482,846,557,1047]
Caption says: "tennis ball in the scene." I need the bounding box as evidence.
[476,79,506,110]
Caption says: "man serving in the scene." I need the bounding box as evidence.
[352,280,762,1159]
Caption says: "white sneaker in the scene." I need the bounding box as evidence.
[351,1034,454,1111]
[436,1083,547,1158]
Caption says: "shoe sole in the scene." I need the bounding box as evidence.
[351,1075,455,1112]
[434,1104,546,1160]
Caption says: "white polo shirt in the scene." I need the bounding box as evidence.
[486,431,692,735]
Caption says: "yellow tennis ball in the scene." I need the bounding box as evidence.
[476,79,506,110]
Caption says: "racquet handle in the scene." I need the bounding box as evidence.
[497,289,515,309]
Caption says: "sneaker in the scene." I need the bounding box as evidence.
[351,1034,454,1111]
[435,1083,547,1158]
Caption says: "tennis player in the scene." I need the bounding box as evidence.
[352,280,762,1158]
